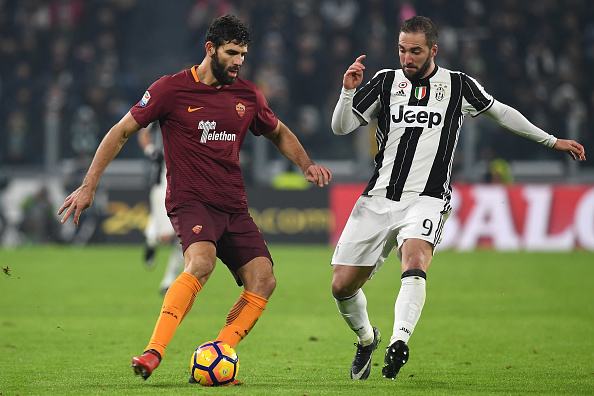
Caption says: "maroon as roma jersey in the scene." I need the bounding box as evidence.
[130,66,278,213]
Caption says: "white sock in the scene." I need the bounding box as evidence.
[335,289,374,346]
[159,243,185,290]
[144,217,158,247]
[390,271,426,345]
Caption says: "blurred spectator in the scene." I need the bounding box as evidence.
[488,158,514,184]
[70,104,99,156]
[6,110,32,163]
[0,0,592,180]
[18,186,61,243]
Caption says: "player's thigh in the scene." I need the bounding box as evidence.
[217,211,273,287]
[169,200,225,252]
[396,196,450,261]
[331,196,398,268]
[169,200,228,285]
[183,240,217,285]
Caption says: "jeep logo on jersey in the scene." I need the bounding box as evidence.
[392,105,443,128]
[198,120,237,143]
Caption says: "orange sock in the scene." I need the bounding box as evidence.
[216,290,268,348]
[145,272,201,359]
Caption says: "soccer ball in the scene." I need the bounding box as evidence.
[190,341,239,386]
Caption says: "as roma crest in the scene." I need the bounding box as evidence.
[192,225,203,234]
[236,103,245,118]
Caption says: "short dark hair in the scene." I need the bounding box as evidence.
[205,14,252,48]
[400,16,438,49]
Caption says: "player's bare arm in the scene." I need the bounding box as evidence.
[553,139,586,161]
[343,55,366,90]
[263,120,332,187]
[58,111,142,225]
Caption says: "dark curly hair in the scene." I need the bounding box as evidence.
[205,14,252,49]
[400,16,438,49]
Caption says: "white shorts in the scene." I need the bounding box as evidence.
[331,195,450,278]
[145,181,175,241]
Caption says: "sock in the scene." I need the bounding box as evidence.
[145,272,201,358]
[144,219,158,247]
[334,289,374,346]
[159,243,185,291]
[390,269,426,345]
[216,290,268,348]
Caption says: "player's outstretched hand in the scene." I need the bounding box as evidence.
[58,185,94,226]
[343,55,366,90]
[304,164,333,187]
[553,139,586,161]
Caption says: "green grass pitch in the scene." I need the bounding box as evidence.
[1,245,593,395]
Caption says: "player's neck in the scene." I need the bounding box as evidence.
[195,62,223,89]
[424,62,436,78]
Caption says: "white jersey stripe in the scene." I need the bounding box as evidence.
[353,65,494,204]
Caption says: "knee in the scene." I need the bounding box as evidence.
[331,277,358,299]
[261,274,276,298]
[241,258,277,299]
[185,256,216,285]
[331,265,372,299]
[183,241,217,283]
[248,272,276,299]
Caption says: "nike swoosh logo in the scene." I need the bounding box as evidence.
[351,359,372,380]
[188,106,204,112]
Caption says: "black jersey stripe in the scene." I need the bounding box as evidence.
[421,71,464,201]
[354,73,385,114]
[354,66,493,204]
[386,79,431,200]
[386,127,423,200]
[461,74,493,113]
[433,203,451,246]
[363,71,395,195]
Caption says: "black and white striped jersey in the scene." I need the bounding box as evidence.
[351,65,494,204]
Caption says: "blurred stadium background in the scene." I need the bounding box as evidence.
[0,0,592,250]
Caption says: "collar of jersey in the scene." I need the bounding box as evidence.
[191,65,200,82]
[421,64,439,81]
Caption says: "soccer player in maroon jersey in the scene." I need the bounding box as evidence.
[58,14,332,383]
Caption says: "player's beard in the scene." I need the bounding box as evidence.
[402,53,432,81]
[211,51,240,86]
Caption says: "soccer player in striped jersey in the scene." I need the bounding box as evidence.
[330,15,585,381]
[137,123,184,295]
[58,15,332,383]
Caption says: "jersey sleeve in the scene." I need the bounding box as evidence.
[249,86,279,136]
[460,73,494,117]
[352,70,387,124]
[130,76,174,128]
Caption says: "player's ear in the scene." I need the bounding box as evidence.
[431,44,438,57]
[205,42,216,57]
